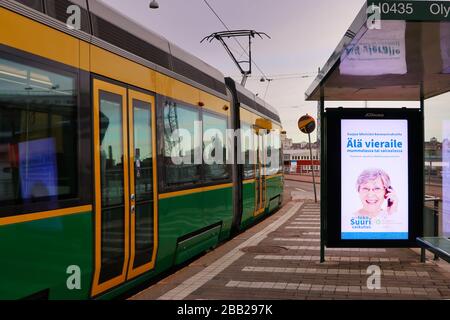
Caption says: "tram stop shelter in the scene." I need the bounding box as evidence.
[305,1,450,262]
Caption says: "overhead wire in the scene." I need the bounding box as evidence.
[202,1,317,100]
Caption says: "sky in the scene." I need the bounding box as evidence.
[100,0,450,143]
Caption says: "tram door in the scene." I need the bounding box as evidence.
[254,127,267,216]
[91,79,158,297]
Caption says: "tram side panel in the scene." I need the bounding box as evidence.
[238,108,284,230]
[199,91,234,243]
[0,2,281,299]
[153,92,236,279]
[266,175,284,212]
[0,7,94,299]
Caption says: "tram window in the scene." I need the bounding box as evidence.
[263,129,281,176]
[99,92,124,207]
[278,138,283,174]
[0,56,78,207]
[163,102,201,187]
[240,122,255,179]
[203,111,230,182]
[275,131,282,174]
[263,131,274,176]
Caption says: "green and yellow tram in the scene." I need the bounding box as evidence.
[0,0,283,299]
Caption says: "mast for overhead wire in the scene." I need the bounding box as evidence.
[201,30,270,87]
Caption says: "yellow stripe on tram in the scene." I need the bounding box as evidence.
[0,205,92,227]
[159,183,233,200]
[266,174,284,180]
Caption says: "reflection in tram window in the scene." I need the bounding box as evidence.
[203,111,230,182]
[98,91,125,283]
[266,130,281,176]
[265,131,272,176]
[0,56,77,207]
[132,99,154,268]
[163,102,201,187]
[18,137,57,199]
[277,132,282,174]
[99,92,124,207]
[133,100,153,201]
[240,122,255,179]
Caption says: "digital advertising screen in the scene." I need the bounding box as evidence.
[341,119,409,240]
[325,108,423,248]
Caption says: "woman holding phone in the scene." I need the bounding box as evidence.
[354,168,398,218]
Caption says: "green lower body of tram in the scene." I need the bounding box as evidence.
[0,178,283,300]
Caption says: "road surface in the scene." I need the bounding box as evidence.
[283,180,319,204]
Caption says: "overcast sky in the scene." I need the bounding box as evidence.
[100,0,449,142]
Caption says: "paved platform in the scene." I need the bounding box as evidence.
[284,174,321,184]
[130,200,450,300]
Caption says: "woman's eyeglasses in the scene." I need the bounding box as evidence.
[359,187,384,194]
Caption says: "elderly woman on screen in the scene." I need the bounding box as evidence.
[354,168,398,218]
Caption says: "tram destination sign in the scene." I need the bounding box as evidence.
[367,1,450,21]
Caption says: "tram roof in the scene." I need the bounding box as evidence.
[88,0,226,88]
[232,80,281,124]
[305,3,450,101]
[89,0,281,123]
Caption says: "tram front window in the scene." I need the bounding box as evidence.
[0,56,78,208]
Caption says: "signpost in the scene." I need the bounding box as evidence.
[367,1,450,21]
[298,114,318,203]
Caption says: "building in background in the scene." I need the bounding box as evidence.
[283,149,320,174]
[281,131,293,150]
[292,141,319,150]
[282,132,320,174]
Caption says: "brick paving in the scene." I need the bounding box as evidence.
[131,200,450,300]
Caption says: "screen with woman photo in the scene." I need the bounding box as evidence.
[341,119,409,240]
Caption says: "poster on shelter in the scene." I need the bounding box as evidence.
[341,119,409,240]
[340,20,407,76]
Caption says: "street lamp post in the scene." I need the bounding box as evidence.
[149,0,159,9]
